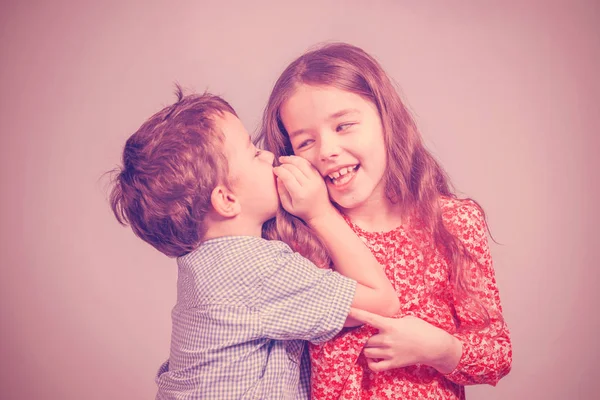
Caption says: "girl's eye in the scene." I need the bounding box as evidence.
[296,139,314,149]
[336,123,354,132]
[255,149,262,157]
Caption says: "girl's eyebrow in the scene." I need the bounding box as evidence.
[328,108,360,120]
[289,109,360,139]
[289,129,304,139]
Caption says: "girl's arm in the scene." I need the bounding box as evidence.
[349,200,511,385]
[441,199,512,385]
[307,211,399,324]
[274,156,399,324]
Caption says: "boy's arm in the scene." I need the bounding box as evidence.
[260,246,356,343]
[274,156,400,325]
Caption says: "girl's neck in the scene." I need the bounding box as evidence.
[340,194,404,233]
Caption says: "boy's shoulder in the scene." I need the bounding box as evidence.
[176,237,300,295]
[179,236,294,268]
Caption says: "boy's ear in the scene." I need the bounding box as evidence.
[210,185,241,218]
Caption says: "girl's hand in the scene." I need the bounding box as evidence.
[348,308,463,374]
[273,155,336,223]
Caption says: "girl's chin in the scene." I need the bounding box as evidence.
[330,194,365,211]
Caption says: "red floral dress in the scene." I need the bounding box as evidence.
[310,198,512,399]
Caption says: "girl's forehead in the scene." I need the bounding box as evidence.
[282,85,369,119]
[280,84,380,134]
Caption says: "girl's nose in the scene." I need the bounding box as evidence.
[319,133,340,161]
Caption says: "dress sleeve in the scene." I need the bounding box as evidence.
[442,200,512,386]
[259,246,356,344]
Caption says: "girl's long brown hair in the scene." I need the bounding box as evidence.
[257,43,494,332]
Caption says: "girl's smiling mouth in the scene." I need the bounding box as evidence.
[327,164,360,187]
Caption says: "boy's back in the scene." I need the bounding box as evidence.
[156,236,354,399]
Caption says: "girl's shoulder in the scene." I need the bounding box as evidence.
[439,196,487,240]
[440,196,484,219]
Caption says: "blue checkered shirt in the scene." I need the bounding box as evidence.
[155,236,356,399]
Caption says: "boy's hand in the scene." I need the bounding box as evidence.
[273,156,335,224]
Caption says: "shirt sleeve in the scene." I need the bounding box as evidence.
[259,245,356,344]
[442,200,513,386]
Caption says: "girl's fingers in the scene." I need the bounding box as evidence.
[348,308,390,330]
[273,166,302,195]
[366,358,395,373]
[279,155,318,180]
[276,177,290,200]
[364,334,389,349]
[363,347,389,359]
[276,163,308,186]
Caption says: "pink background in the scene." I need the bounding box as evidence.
[1,1,598,399]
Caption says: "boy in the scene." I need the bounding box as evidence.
[109,87,398,399]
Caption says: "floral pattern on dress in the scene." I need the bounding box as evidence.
[310,198,512,399]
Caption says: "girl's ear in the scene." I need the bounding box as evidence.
[210,185,241,218]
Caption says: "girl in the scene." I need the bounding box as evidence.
[259,43,512,399]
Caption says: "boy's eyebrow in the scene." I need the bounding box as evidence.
[288,109,360,139]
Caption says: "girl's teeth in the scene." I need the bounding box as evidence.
[329,165,355,179]
[329,165,358,185]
